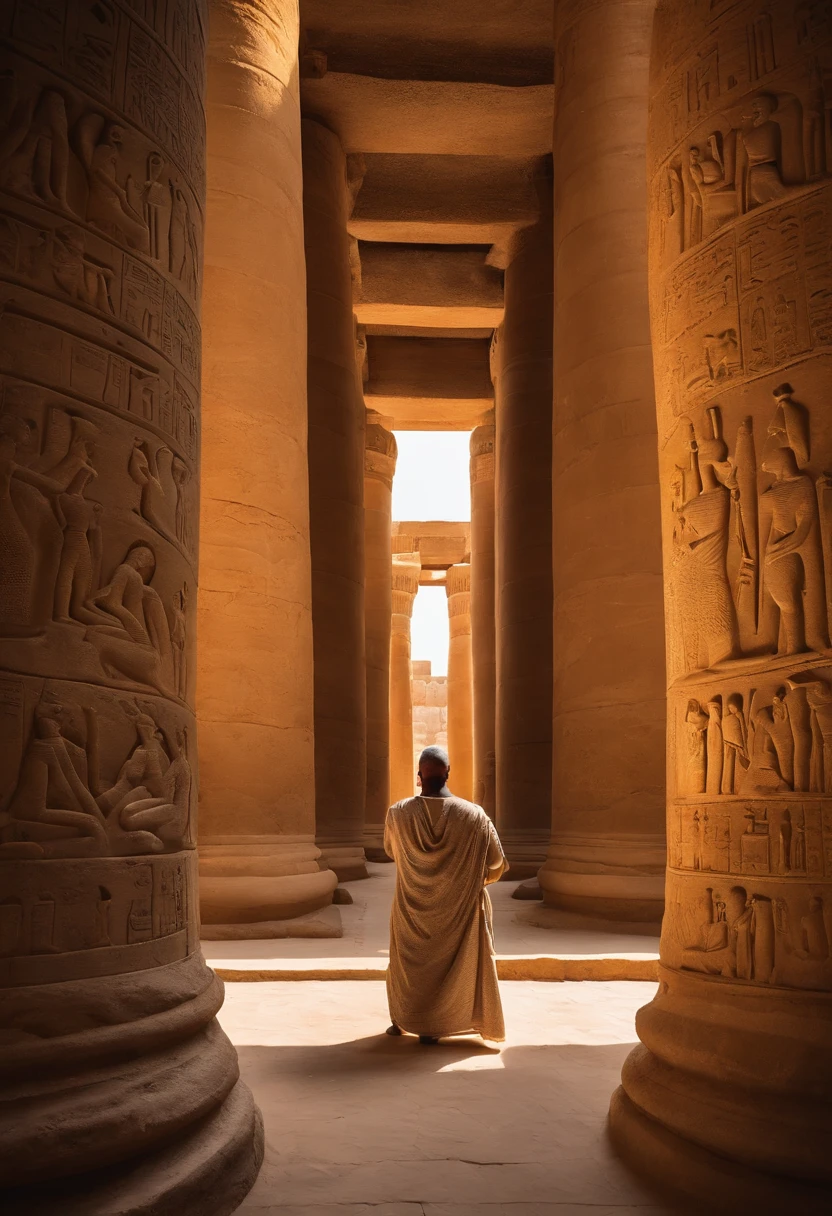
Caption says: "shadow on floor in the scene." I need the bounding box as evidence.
[235,1037,690,1214]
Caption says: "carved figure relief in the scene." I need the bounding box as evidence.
[667,876,832,992]
[677,674,832,797]
[666,385,832,677]
[1,691,192,859]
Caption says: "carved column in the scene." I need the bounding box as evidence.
[303,118,368,882]
[0,2,262,1210]
[611,1,832,1205]
[199,0,338,936]
[495,214,553,876]
[446,563,474,803]
[364,419,397,858]
[470,421,497,819]
[540,0,667,919]
[389,552,420,805]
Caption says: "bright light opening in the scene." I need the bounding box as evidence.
[392,431,471,521]
[411,585,449,676]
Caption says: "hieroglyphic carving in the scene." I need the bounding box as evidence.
[665,387,831,679]
[664,872,832,991]
[650,3,832,1010]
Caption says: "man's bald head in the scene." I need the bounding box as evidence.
[418,746,450,795]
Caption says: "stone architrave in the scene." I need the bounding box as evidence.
[612,1,832,1205]
[495,208,554,877]
[303,118,368,883]
[0,1,262,1209]
[390,551,421,805]
[539,0,667,920]
[364,419,397,858]
[446,563,474,803]
[470,421,497,819]
[198,0,338,937]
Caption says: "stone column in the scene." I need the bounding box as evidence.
[446,564,474,802]
[540,0,666,920]
[0,2,262,1209]
[470,421,497,818]
[612,1,832,1204]
[495,214,554,877]
[390,552,421,805]
[303,118,368,882]
[364,420,397,858]
[198,0,337,936]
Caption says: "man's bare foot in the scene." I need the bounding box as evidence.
[386,1024,403,1036]
[419,1035,439,1045]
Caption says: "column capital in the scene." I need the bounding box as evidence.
[392,551,421,627]
[446,562,471,599]
[365,419,398,488]
[470,422,495,484]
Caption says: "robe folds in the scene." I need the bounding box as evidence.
[384,794,509,1041]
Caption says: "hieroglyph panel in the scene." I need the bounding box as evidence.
[651,1,832,993]
[0,0,205,983]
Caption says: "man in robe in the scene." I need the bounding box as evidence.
[384,745,508,1044]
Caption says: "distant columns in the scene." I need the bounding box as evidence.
[303,118,368,882]
[540,0,666,919]
[389,553,421,805]
[199,0,337,934]
[364,421,397,858]
[470,422,497,818]
[495,210,554,877]
[446,563,474,803]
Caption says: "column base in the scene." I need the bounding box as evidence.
[539,832,666,920]
[199,836,337,928]
[316,842,369,882]
[498,828,549,880]
[363,824,393,862]
[202,905,342,939]
[0,951,263,1212]
[3,1079,264,1216]
[609,1085,830,1216]
[615,965,832,1195]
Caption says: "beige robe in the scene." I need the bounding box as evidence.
[384,794,509,1041]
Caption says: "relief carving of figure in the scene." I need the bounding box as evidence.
[671,413,739,672]
[722,694,749,793]
[75,116,150,253]
[50,227,114,312]
[129,438,182,551]
[169,186,198,292]
[0,413,65,634]
[170,584,187,700]
[741,700,791,793]
[705,698,724,794]
[1,696,188,858]
[760,446,828,655]
[684,699,709,794]
[142,151,170,263]
[738,94,788,209]
[801,679,832,794]
[53,465,107,625]
[0,81,72,213]
[85,542,175,695]
[770,691,795,787]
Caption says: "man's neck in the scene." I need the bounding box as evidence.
[421,783,451,798]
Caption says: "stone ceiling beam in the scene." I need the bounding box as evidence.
[348,153,544,245]
[300,74,553,157]
[365,336,493,430]
[300,0,553,86]
[355,245,504,329]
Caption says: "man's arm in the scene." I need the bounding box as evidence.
[484,820,509,885]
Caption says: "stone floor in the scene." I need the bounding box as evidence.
[202,866,661,981]
[218,979,685,1215]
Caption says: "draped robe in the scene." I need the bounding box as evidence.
[384,794,508,1041]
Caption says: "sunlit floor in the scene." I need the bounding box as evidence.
[219,979,684,1214]
[202,866,661,979]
